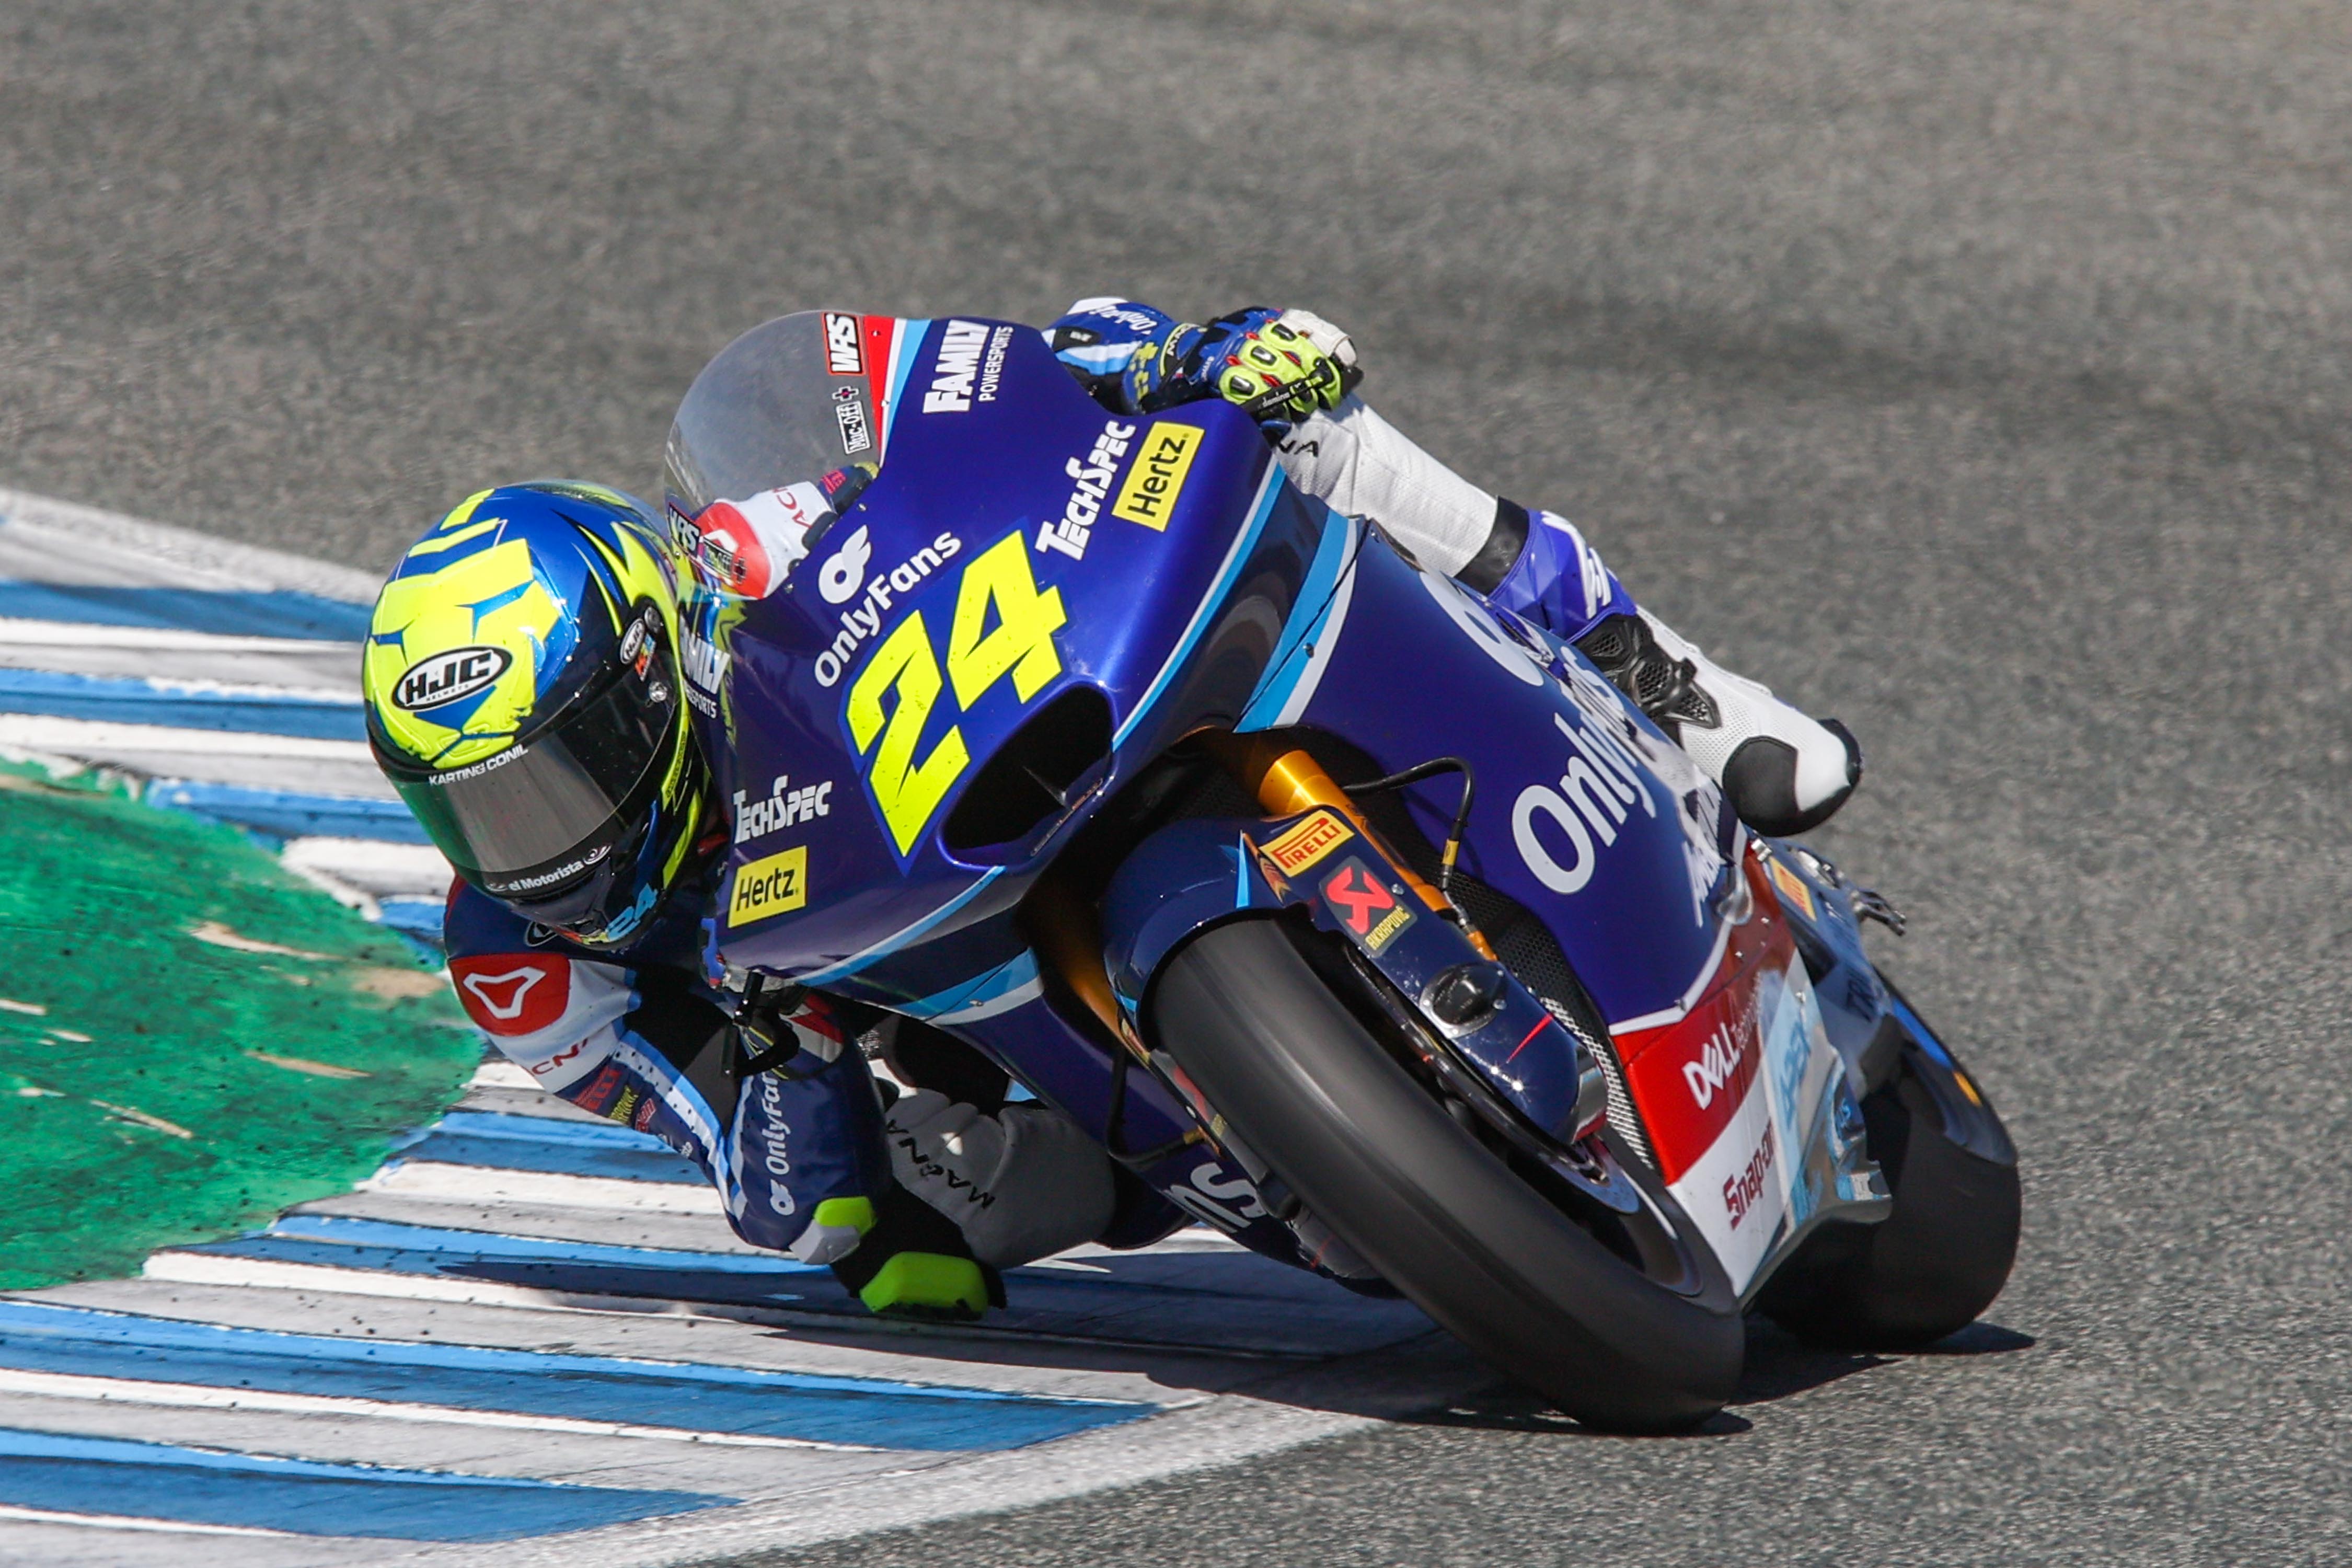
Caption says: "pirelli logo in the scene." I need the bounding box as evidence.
[1111,421,1201,531]
[727,845,808,928]
[1767,858,1815,919]
[1261,810,1352,878]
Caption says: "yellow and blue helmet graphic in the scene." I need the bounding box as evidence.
[364,482,708,945]
[364,482,678,770]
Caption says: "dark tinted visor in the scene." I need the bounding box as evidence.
[387,652,679,896]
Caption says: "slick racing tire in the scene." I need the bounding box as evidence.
[1149,916,1744,1433]
[1756,981,2021,1349]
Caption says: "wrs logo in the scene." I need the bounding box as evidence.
[1681,1022,1747,1109]
[823,311,863,376]
[393,645,511,711]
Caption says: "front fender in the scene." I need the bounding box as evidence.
[1101,808,1608,1146]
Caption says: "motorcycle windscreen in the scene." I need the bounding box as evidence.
[665,310,889,523]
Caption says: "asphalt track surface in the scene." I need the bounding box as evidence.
[3,2,2347,1563]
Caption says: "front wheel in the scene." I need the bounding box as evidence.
[1756,982,2021,1347]
[1149,916,1744,1433]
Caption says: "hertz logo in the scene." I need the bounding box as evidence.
[727,846,808,928]
[1111,422,1201,531]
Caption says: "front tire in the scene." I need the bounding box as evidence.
[1149,917,1743,1433]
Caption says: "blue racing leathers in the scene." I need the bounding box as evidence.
[443,881,891,1264]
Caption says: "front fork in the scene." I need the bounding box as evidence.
[1036,733,1619,1273]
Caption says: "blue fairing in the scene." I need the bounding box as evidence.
[686,313,1809,1285]
[710,320,1328,1001]
[1247,532,1741,1025]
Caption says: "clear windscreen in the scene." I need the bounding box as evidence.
[663,311,879,526]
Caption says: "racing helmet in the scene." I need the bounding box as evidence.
[363,481,709,946]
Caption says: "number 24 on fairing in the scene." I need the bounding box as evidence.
[847,532,1068,854]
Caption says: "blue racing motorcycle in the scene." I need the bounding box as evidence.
[663,313,2021,1432]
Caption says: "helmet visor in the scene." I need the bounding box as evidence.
[385,650,681,899]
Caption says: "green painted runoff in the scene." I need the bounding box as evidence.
[0,771,475,1290]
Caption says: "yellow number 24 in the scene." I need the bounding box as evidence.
[847,533,1068,855]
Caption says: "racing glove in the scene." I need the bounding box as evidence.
[1046,299,1359,430]
[1178,306,1360,426]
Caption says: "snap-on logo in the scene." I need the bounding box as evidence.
[394,645,512,710]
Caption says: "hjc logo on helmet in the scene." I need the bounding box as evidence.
[393,645,513,711]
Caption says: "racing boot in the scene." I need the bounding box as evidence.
[1468,503,1861,836]
[1572,608,1862,836]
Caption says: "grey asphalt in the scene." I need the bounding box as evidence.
[5,2,2348,1563]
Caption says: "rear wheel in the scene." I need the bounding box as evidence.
[1757,982,2021,1347]
[1149,916,1743,1432]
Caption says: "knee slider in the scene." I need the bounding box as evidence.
[829,1184,1006,1320]
[855,1253,993,1320]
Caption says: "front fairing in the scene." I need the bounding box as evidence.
[694,317,1327,999]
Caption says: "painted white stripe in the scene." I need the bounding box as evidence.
[0,617,358,656]
[478,1349,1476,1568]
[357,1162,724,1215]
[929,974,1043,1024]
[279,837,450,898]
[0,486,383,602]
[1272,544,1359,728]
[132,1251,1331,1363]
[0,714,371,760]
[470,1059,538,1090]
[139,1250,764,1316]
[0,1367,879,1452]
[0,1504,298,1539]
[0,667,353,702]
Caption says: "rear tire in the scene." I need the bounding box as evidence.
[1149,917,1743,1433]
[1757,983,2020,1348]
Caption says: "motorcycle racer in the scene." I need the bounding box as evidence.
[363,303,1863,1322]
[368,480,1113,1320]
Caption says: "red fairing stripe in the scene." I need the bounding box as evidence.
[1610,854,1799,1184]
[862,315,897,425]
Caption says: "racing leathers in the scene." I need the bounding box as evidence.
[444,874,1118,1315]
